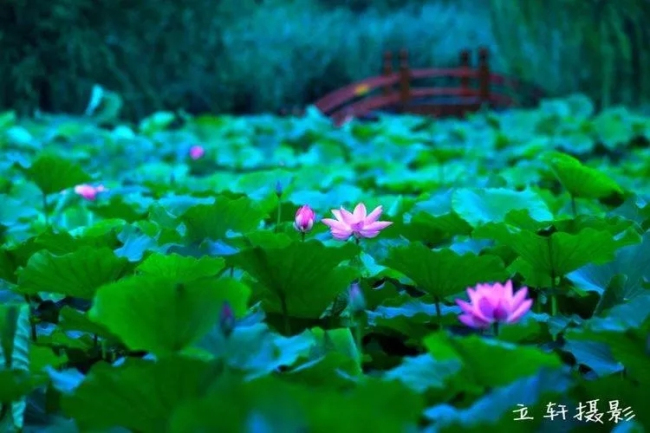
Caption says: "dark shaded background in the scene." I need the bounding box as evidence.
[1,0,649,120]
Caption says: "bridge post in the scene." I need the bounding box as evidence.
[478,47,490,108]
[459,49,471,98]
[398,49,410,111]
[382,51,393,97]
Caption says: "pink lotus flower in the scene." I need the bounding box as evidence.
[294,205,315,233]
[456,280,533,329]
[189,145,205,160]
[322,203,392,241]
[74,184,106,201]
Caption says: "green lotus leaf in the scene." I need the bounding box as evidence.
[89,275,251,355]
[383,244,509,298]
[542,151,624,200]
[20,154,92,196]
[229,240,358,321]
[16,246,130,299]
[180,196,267,243]
[452,188,553,227]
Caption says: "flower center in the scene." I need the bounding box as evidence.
[493,301,508,321]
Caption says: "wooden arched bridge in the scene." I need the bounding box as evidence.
[284,47,545,125]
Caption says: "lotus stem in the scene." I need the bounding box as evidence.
[352,237,364,276]
[551,294,558,317]
[492,321,500,337]
[354,314,364,375]
[42,192,49,225]
[300,232,305,242]
[53,191,69,226]
[570,194,577,217]
[533,290,541,314]
[24,295,37,342]
[550,266,557,316]
[548,238,558,316]
[275,202,282,233]
[30,319,37,341]
[434,296,442,329]
[280,295,291,335]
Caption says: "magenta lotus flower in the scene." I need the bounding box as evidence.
[456,280,533,329]
[294,205,315,233]
[189,145,205,160]
[322,203,392,241]
[74,184,106,201]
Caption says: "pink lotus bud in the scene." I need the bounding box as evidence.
[293,205,315,233]
[73,184,105,201]
[219,301,235,338]
[349,281,366,314]
[189,145,205,160]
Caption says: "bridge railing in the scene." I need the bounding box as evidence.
[305,47,545,125]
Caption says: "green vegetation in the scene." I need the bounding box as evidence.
[0,95,649,431]
[2,0,648,119]
[491,0,650,109]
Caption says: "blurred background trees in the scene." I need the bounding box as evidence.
[1,0,648,120]
[490,0,650,110]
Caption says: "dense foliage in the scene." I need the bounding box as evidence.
[0,94,649,432]
[2,0,648,119]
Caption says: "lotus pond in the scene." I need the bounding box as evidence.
[0,94,649,432]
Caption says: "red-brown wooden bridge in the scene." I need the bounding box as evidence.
[287,47,545,125]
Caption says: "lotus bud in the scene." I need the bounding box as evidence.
[293,205,315,233]
[349,281,366,315]
[219,301,236,338]
[189,145,205,160]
